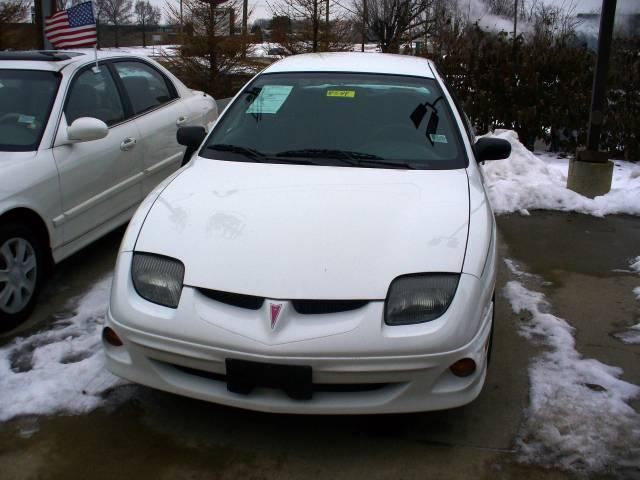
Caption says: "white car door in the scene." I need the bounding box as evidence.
[111,60,189,196]
[52,64,143,244]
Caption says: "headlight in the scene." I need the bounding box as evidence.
[131,253,185,308]
[385,274,459,325]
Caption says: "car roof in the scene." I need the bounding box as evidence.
[263,52,436,79]
[0,50,153,72]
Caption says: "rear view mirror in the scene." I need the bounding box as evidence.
[474,137,511,162]
[67,117,108,143]
[177,126,206,149]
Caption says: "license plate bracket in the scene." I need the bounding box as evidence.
[225,359,313,400]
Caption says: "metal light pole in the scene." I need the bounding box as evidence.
[566,0,617,198]
[512,0,517,40]
[35,0,56,49]
[325,0,329,50]
[361,0,367,52]
[586,0,617,151]
[241,0,248,58]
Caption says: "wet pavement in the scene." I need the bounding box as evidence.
[1,212,639,479]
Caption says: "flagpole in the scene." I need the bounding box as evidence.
[93,45,100,72]
[90,1,100,72]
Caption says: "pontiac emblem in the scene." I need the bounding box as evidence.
[270,303,283,329]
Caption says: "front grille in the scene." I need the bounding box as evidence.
[292,300,369,315]
[198,289,264,310]
[197,288,369,315]
[173,364,389,394]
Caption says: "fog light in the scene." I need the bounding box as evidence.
[103,327,123,347]
[450,358,476,377]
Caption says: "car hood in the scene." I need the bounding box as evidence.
[135,157,470,299]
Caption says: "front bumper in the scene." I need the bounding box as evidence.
[105,300,492,414]
[104,248,496,414]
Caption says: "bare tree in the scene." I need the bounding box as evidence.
[268,0,351,53]
[352,0,433,53]
[0,0,28,49]
[134,0,161,47]
[96,0,133,48]
[527,0,582,44]
[163,0,252,98]
[0,0,27,23]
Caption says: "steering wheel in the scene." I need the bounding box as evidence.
[0,113,21,125]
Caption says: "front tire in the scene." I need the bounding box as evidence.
[0,223,46,332]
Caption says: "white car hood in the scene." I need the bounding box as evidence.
[135,157,470,299]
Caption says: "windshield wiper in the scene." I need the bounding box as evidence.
[276,148,379,161]
[354,158,416,170]
[275,149,415,169]
[205,144,320,165]
[206,143,268,161]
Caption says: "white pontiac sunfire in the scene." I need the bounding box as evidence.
[104,53,511,414]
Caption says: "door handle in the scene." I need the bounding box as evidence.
[120,137,137,151]
[176,116,188,126]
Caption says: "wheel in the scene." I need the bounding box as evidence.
[0,223,46,332]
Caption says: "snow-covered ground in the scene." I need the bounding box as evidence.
[504,259,640,472]
[89,45,179,57]
[0,275,126,421]
[613,256,640,345]
[483,129,640,217]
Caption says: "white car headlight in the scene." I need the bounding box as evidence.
[385,274,459,325]
[131,253,185,308]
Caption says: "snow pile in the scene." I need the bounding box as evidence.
[482,130,640,217]
[614,256,640,344]
[75,45,179,58]
[0,275,127,422]
[504,260,640,472]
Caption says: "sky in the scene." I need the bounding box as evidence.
[148,0,639,26]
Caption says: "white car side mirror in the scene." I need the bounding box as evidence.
[67,117,108,143]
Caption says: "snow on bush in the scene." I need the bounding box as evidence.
[503,260,640,472]
[0,275,126,421]
[483,130,640,216]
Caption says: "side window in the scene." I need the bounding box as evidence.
[65,67,125,127]
[113,61,176,115]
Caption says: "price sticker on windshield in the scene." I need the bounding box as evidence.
[326,90,355,98]
[429,134,448,144]
[246,85,293,114]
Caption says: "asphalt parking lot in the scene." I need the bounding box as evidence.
[1,212,639,479]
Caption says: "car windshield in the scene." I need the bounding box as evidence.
[202,72,466,169]
[0,69,60,152]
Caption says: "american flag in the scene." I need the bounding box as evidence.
[45,2,97,49]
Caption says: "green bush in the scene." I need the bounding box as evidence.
[432,26,638,160]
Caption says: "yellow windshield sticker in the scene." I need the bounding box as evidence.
[326,90,355,98]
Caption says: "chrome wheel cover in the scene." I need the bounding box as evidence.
[0,237,37,315]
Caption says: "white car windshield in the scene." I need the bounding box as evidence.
[202,72,466,170]
[0,69,60,152]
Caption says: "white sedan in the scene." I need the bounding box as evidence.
[0,50,217,330]
[104,53,510,414]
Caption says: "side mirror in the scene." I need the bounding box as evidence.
[67,117,108,143]
[177,126,206,149]
[474,137,511,162]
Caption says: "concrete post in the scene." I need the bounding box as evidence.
[566,0,617,199]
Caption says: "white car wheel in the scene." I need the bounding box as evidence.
[0,225,44,331]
